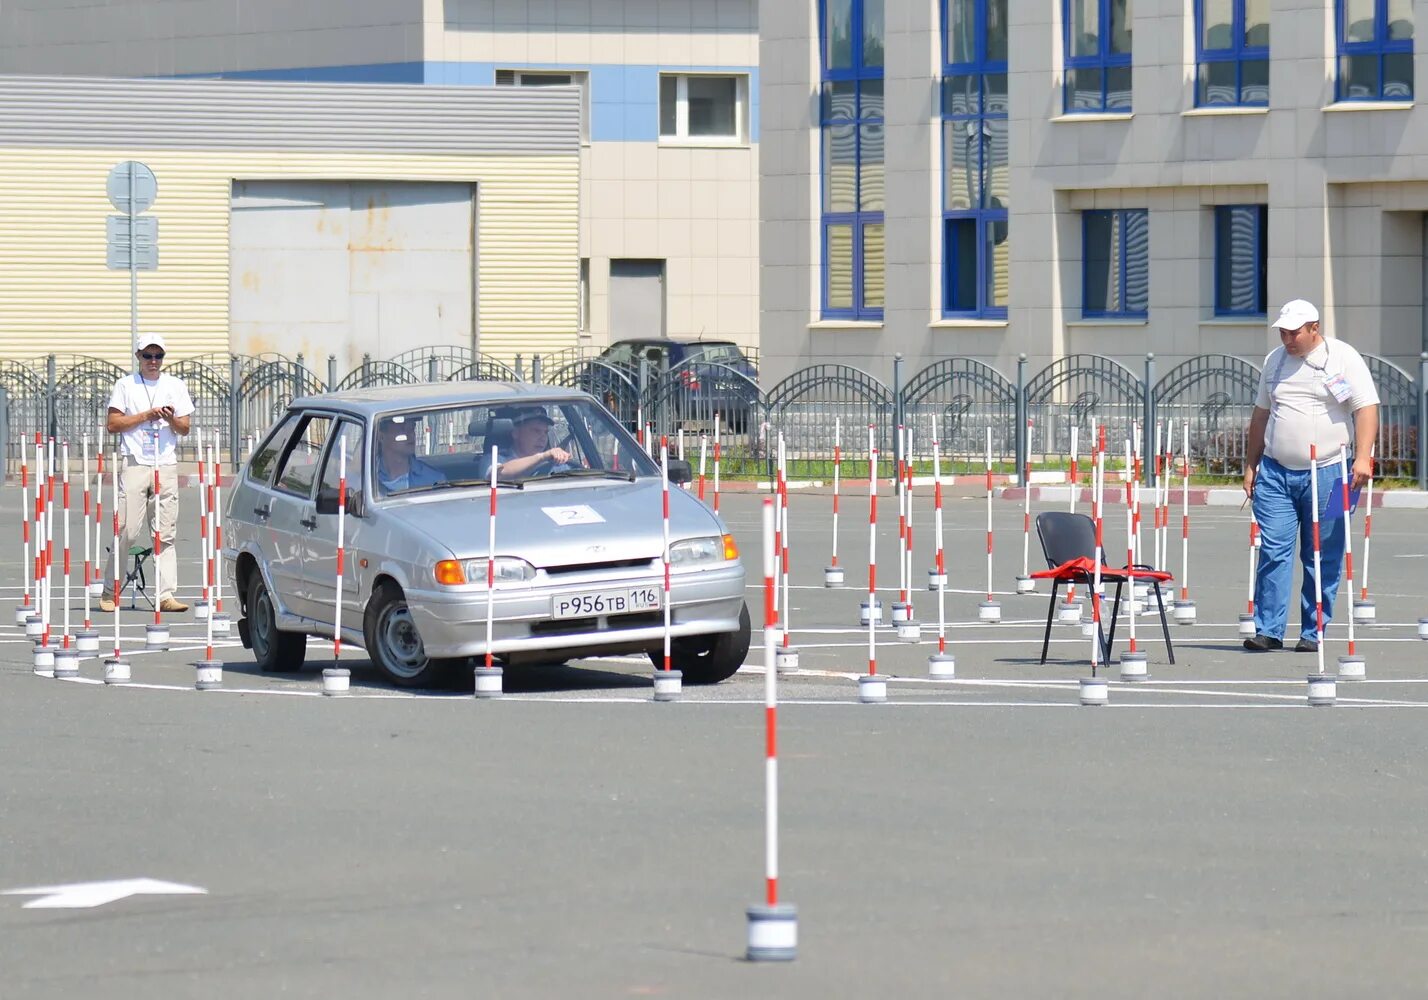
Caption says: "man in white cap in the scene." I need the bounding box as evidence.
[100,333,195,613]
[1241,300,1379,652]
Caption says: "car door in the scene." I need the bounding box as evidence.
[264,412,334,619]
[302,418,366,630]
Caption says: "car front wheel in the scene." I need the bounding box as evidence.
[364,582,451,688]
[247,572,306,672]
[653,604,751,685]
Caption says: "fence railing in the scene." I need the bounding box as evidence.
[1,349,1422,486]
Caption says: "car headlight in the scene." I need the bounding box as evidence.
[434,557,536,587]
[668,535,734,566]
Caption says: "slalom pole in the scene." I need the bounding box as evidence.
[859,424,885,702]
[927,432,954,678]
[321,444,351,696]
[101,449,130,684]
[772,432,783,624]
[193,435,224,690]
[1020,420,1032,584]
[44,437,55,646]
[144,427,169,651]
[211,453,228,634]
[92,452,104,599]
[979,425,1000,621]
[745,494,797,960]
[196,428,210,620]
[825,417,843,586]
[1060,419,1080,613]
[779,432,792,651]
[1336,445,1365,680]
[712,411,722,514]
[1131,423,1143,566]
[1356,444,1376,622]
[1068,424,1078,513]
[1089,437,1106,675]
[1239,512,1260,637]
[17,434,30,624]
[475,445,503,698]
[698,432,707,502]
[1119,437,1147,680]
[203,439,216,623]
[1174,420,1196,623]
[1310,443,1325,676]
[892,424,908,625]
[1152,421,1164,571]
[81,437,91,630]
[30,433,43,636]
[897,425,918,639]
[61,440,70,648]
[653,436,681,700]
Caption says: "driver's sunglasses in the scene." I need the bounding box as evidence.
[139,351,165,361]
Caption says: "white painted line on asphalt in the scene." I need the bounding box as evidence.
[2,878,207,909]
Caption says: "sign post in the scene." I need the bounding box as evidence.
[105,161,158,360]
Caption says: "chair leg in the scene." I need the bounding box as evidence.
[1154,582,1176,664]
[1105,581,1122,655]
[1039,580,1060,665]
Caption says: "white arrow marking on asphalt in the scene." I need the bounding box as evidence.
[1,878,207,909]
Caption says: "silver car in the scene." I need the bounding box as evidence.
[224,383,750,688]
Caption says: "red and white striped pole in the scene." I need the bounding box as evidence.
[978,426,1001,622]
[1068,424,1079,513]
[1061,419,1082,614]
[825,417,844,586]
[1016,419,1034,594]
[1173,421,1196,623]
[145,429,168,651]
[210,453,229,635]
[891,424,909,625]
[475,445,503,697]
[859,424,886,702]
[697,431,708,502]
[75,439,100,653]
[1309,443,1326,676]
[712,411,722,514]
[775,434,799,671]
[196,429,211,621]
[928,432,954,678]
[1336,445,1366,679]
[27,433,43,639]
[81,438,91,627]
[897,425,919,640]
[194,436,223,690]
[51,442,80,677]
[653,436,682,700]
[772,434,783,626]
[1079,435,1111,704]
[16,434,31,624]
[1238,513,1261,637]
[42,437,55,646]
[103,449,129,684]
[745,495,798,961]
[1119,437,1148,680]
[322,443,351,695]
[1354,444,1376,623]
[91,452,105,599]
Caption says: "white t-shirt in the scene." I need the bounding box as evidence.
[1254,338,1379,470]
[108,372,195,466]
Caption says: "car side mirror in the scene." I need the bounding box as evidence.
[667,458,693,485]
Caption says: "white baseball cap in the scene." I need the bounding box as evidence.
[136,332,167,353]
[1270,299,1319,331]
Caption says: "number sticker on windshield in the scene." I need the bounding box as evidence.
[542,504,605,525]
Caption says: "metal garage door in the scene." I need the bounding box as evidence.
[230,181,475,368]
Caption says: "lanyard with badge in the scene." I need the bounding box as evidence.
[1269,341,1351,403]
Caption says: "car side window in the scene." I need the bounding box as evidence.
[274,414,334,499]
[248,413,301,486]
[317,420,365,502]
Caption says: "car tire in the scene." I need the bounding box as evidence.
[247,572,306,672]
[656,603,751,685]
[364,582,451,688]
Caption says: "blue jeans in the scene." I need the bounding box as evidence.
[1252,457,1346,643]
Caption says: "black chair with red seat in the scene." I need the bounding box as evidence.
[1031,511,1175,665]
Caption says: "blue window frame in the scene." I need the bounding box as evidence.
[1082,209,1148,318]
[1337,0,1414,101]
[942,0,1009,318]
[820,0,885,320]
[1195,0,1269,106]
[1063,0,1133,113]
[1214,205,1267,317]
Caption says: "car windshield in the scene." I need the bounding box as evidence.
[372,397,660,498]
[684,342,747,365]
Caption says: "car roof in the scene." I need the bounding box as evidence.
[287,380,590,419]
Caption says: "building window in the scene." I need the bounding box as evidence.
[1063,0,1133,113]
[943,0,1008,318]
[1082,209,1148,317]
[820,0,885,320]
[1214,205,1267,316]
[496,68,591,140]
[1195,0,1269,106]
[1337,0,1414,101]
[659,74,746,143]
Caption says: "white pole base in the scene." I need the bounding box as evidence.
[322,667,351,695]
[1118,651,1149,682]
[1336,654,1366,681]
[1419,617,1428,640]
[145,623,170,651]
[1081,614,1098,638]
[1172,600,1197,624]
[103,657,131,684]
[1238,613,1257,637]
[1307,673,1337,707]
[978,600,1001,623]
[890,601,912,624]
[210,613,232,635]
[652,668,683,702]
[24,615,44,639]
[823,565,845,588]
[193,600,210,621]
[927,652,956,679]
[1124,598,1145,616]
[1079,676,1109,706]
[927,570,947,591]
[1057,601,1082,624]
[32,643,55,676]
[195,659,223,690]
[1015,576,1036,594]
[88,581,106,599]
[14,604,34,625]
[858,600,883,626]
[1352,600,1376,625]
[1132,581,1151,601]
[858,674,888,703]
[52,647,80,679]
[746,902,798,962]
[474,665,504,699]
[774,647,800,673]
[75,629,100,655]
[896,621,921,643]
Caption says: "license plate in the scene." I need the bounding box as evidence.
[552,587,662,619]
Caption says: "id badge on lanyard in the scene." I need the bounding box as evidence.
[1324,372,1352,403]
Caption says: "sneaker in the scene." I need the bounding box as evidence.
[1243,634,1284,652]
[1295,638,1319,653]
[159,597,190,613]
[99,596,116,614]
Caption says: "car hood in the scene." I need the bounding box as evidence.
[377,478,724,567]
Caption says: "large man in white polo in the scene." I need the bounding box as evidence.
[100,333,195,613]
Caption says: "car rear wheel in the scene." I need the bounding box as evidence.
[364,582,451,688]
[654,604,751,684]
[247,572,306,672]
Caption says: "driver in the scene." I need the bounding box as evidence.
[491,405,571,477]
[375,414,446,494]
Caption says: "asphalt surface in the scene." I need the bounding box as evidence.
[3,480,1428,998]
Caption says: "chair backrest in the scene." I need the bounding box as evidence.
[1035,511,1098,569]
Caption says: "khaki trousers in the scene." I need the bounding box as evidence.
[102,459,179,602]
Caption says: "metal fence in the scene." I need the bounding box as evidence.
[1,349,1422,486]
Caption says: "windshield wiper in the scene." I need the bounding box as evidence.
[394,477,524,496]
[541,468,636,482]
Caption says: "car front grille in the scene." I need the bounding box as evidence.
[530,611,663,637]
[542,557,657,575]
